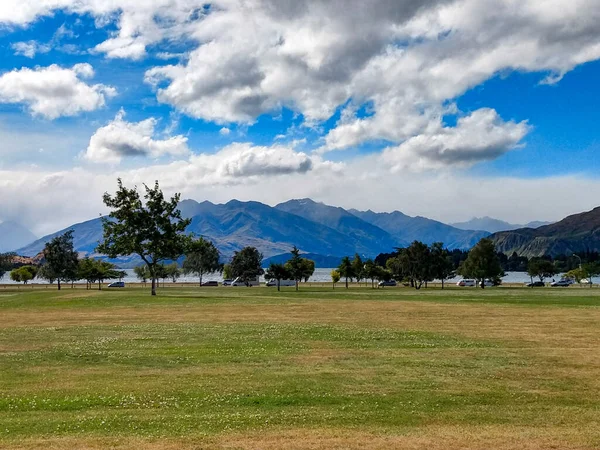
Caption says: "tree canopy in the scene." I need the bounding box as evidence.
[183,237,221,286]
[42,230,79,290]
[265,262,290,291]
[97,179,191,296]
[527,257,557,283]
[458,238,504,289]
[230,247,264,286]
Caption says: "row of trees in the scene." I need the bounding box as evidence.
[334,239,504,290]
[526,257,600,285]
[264,246,315,291]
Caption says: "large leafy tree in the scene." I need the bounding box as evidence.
[230,246,264,286]
[430,242,455,290]
[182,237,221,286]
[265,263,290,291]
[459,238,504,289]
[97,179,191,296]
[351,254,364,284]
[42,230,79,290]
[527,257,557,284]
[338,256,354,289]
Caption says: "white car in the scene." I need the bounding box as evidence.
[456,279,476,287]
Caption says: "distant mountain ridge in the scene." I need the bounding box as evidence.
[0,221,37,252]
[489,207,600,257]
[451,216,552,233]
[15,198,510,267]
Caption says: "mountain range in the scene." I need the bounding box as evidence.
[14,198,490,267]
[489,207,600,257]
[451,217,552,234]
[0,221,37,252]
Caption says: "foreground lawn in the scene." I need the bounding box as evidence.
[0,285,599,449]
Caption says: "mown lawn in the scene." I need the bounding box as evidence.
[0,285,599,449]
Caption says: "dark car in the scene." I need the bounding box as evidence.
[525,281,545,287]
[201,281,219,287]
[107,281,125,288]
[378,280,397,287]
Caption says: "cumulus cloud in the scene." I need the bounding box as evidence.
[84,110,190,163]
[381,109,531,171]
[0,64,116,119]
[11,41,51,58]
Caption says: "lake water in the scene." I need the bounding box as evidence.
[0,269,562,285]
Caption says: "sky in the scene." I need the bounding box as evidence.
[1,0,600,236]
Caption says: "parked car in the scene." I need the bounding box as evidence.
[456,279,476,287]
[580,278,593,285]
[551,279,571,287]
[266,279,296,287]
[479,279,495,288]
[525,281,545,287]
[107,281,125,288]
[222,279,233,286]
[231,276,260,287]
[378,280,397,287]
[201,281,218,287]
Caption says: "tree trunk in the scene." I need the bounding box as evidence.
[151,277,156,296]
[345,277,349,289]
[199,273,203,287]
[277,279,281,292]
[441,279,444,290]
[295,279,298,291]
[98,280,102,290]
[480,279,485,289]
[57,279,61,291]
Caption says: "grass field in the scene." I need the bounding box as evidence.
[0,285,599,449]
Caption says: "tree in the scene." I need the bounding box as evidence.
[285,246,304,291]
[351,254,364,284]
[230,247,264,286]
[0,253,15,280]
[583,262,600,287]
[338,256,354,289]
[165,262,182,283]
[37,264,57,284]
[331,269,341,289]
[363,259,379,289]
[386,256,404,283]
[300,258,315,283]
[222,264,233,280]
[182,237,221,286]
[42,230,79,290]
[458,238,504,289]
[374,266,392,286]
[134,265,151,284]
[10,265,37,284]
[527,258,558,284]
[265,263,290,291]
[78,257,121,290]
[430,242,454,289]
[97,179,191,296]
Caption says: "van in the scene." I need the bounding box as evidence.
[456,279,476,287]
[266,279,296,287]
[231,276,260,287]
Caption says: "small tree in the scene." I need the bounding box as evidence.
[10,265,37,284]
[300,258,315,283]
[459,238,504,289]
[182,237,221,286]
[363,259,379,289]
[285,246,304,291]
[42,230,79,290]
[165,262,182,283]
[430,242,454,289]
[351,254,364,285]
[338,256,354,289]
[222,264,233,280]
[97,179,191,296]
[331,269,341,289]
[265,263,290,291]
[37,264,57,284]
[527,258,557,284]
[583,262,600,287]
[230,247,264,286]
[134,265,150,284]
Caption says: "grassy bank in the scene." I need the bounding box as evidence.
[0,286,599,449]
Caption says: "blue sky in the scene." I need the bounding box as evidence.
[0,1,599,234]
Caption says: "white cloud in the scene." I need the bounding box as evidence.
[11,41,51,58]
[381,109,531,171]
[0,64,116,119]
[219,127,231,136]
[84,110,190,163]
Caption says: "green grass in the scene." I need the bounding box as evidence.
[0,285,599,448]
